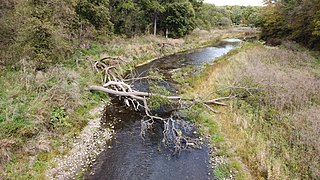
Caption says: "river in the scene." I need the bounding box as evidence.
[85,38,242,180]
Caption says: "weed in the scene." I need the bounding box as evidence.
[50,107,70,128]
[148,81,171,110]
[214,163,232,179]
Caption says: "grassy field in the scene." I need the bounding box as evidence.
[0,28,256,179]
[187,41,320,179]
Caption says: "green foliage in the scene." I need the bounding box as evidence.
[18,19,58,68]
[171,65,196,90]
[147,70,164,81]
[312,11,320,36]
[261,0,320,48]
[0,0,78,68]
[109,0,200,37]
[0,0,204,67]
[148,94,170,110]
[195,4,262,30]
[0,119,29,139]
[247,11,263,27]
[195,4,228,30]
[50,107,70,128]
[148,81,171,110]
[164,1,196,38]
[149,84,170,96]
[229,6,242,25]
[109,0,144,36]
[76,0,113,34]
[214,163,232,179]
[0,0,17,65]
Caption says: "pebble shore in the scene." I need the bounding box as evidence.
[46,105,114,179]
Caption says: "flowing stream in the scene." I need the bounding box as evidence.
[85,39,242,180]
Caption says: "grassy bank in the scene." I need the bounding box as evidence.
[0,56,105,179]
[0,28,255,179]
[187,41,320,179]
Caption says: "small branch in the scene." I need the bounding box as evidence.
[201,103,218,113]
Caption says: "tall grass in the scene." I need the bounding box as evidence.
[213,44,320,179]
[0,55,105,178]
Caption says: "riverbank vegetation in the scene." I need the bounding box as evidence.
[0,28,256,178]
[1,0,320,179]
[188,42,320,179]
[0,0,262,178]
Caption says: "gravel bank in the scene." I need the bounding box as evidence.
[46,104,113,179]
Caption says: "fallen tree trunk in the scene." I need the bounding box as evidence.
[90,56,234,151]
[90,85,228,106]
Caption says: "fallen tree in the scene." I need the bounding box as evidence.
[89,56,233,152]
[90,85,229,106]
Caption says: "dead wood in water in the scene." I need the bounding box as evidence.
[90,85,229,106]
[90,56,232,150]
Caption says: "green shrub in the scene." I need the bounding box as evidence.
[50,107,70,129]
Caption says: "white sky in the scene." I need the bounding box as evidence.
[204,0,264,6]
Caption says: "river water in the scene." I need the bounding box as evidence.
[85,39,242,180]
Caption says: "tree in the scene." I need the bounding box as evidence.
[230,6,242,25]
[248,10,263,27]
[313,11,320,36]
[76,0,113,35]
[149,1,165,36]
[0,0,206,68]
[261,1,287,38]
[0,0,18,65]
[11,0,77,69]
[164,0,196,38]
[195,3,228,30]
[189,0,203,11]
[261,0,320,49]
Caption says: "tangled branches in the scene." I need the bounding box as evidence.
[90,56,231,151]
[93,56,130,84]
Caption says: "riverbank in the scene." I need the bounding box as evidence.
[0,28,258,179]
[187,41,320,179]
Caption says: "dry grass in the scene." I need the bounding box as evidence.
[237,47,320,111]
[210,44,320,179]
[187,41,320,179]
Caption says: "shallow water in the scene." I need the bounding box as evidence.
[85,39,242,180]
[86,104,212,180]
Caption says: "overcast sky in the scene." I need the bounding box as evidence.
[204,0,263,6]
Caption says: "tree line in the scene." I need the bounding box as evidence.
[196,4,262,30]
[0,0,203,68]
[0,0,264,69]
[261,0,320,49]
[1,0,319,70]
